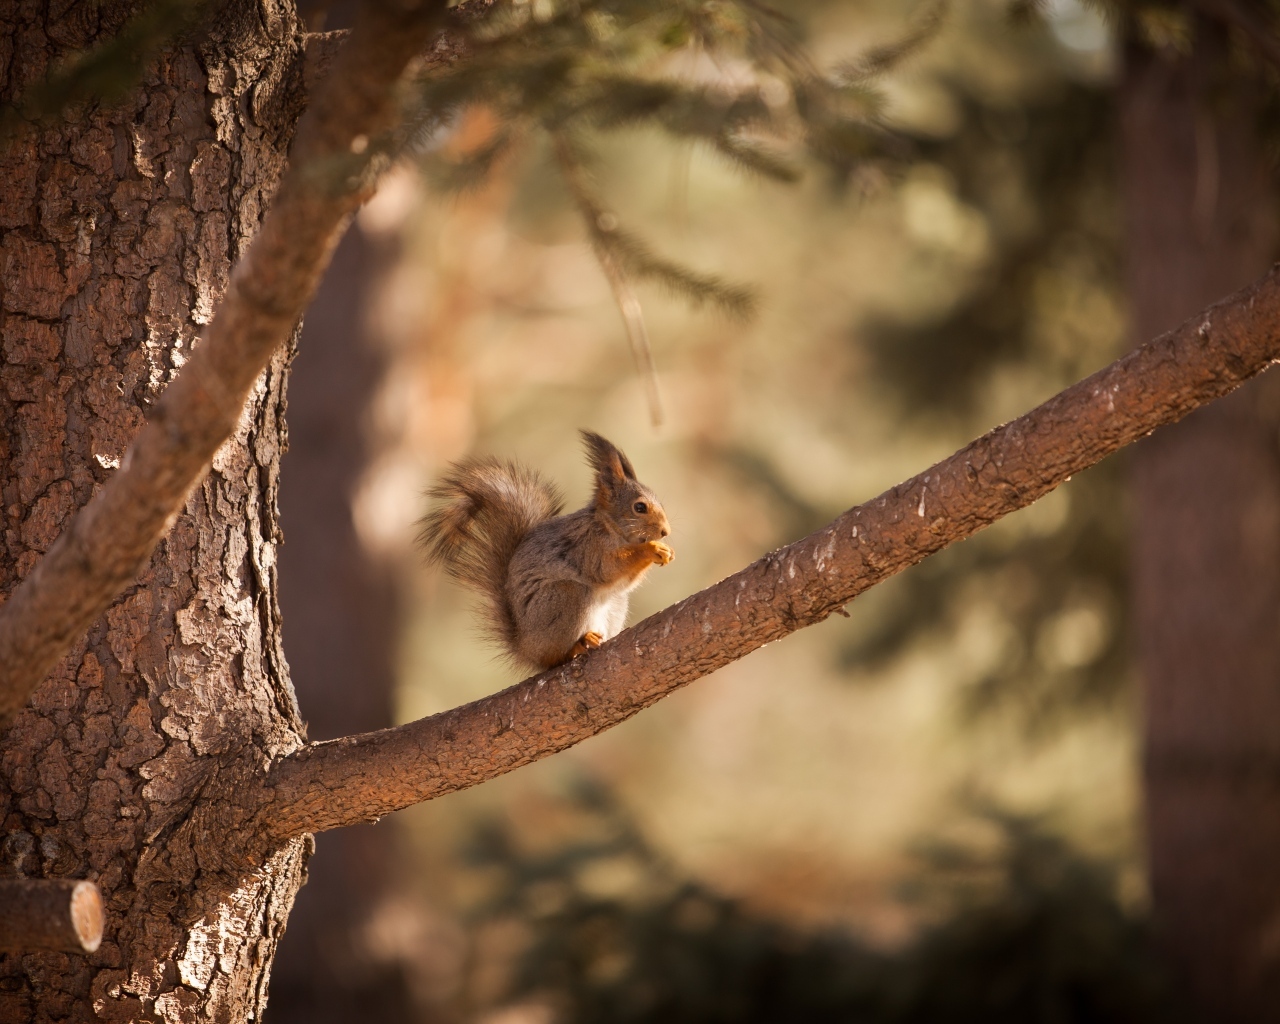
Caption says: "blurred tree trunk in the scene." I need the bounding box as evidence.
[1122,24,1280,1020]
[269,222,421,1020]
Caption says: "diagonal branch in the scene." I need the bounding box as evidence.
[250,265,1280,845]
[0,0,450,724]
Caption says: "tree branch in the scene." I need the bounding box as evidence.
[252,265,1280,843]
[0,0,449,724]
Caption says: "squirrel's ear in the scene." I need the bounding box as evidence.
[581,431,636,498]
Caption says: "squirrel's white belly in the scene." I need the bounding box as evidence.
[584,580,631,639]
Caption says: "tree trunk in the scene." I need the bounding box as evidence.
[1122,26,1280,1020]
[0,3,310,1021]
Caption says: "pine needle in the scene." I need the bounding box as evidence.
[836,0,948,83]
[424,125,518,193]
[553,131,665,427]
[599,251,667,428]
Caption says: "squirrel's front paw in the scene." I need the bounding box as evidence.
[646,540,674,566]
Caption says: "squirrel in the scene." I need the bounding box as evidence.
[419,431,673,671]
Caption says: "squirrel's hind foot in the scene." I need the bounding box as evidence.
[567,631,604,660]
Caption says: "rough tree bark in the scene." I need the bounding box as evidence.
[0,3,311,1021]
[1122,23,1280,1020]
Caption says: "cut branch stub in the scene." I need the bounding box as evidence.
[253,264,1280,844]
[0,879,104,953]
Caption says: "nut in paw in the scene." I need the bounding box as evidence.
[646,540,674,565]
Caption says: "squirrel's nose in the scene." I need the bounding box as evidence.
[660,525,670,538]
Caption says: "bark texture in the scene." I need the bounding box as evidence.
[0,2,310,1020]
[1122,28,1280,1020]
[237,263,1280,849]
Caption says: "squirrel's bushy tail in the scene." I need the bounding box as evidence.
[419,457,564,650]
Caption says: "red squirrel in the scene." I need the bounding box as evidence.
[420,431,673,670]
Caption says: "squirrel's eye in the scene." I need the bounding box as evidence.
[633,501,648,514]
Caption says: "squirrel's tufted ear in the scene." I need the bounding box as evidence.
[581,431,635,500]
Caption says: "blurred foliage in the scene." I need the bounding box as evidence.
[825,66,1130,732]
[420,0,917,185]
[464,781,1183,1024]
[412,0,934,362]
[1013,0,1280,164]
[865,82,1118,415]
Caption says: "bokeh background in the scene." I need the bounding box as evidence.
[266,1,1188,1019]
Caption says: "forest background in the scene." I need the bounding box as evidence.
[267,1,1172,1021]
